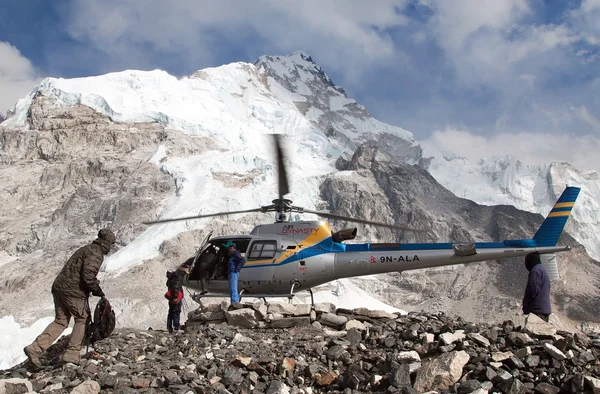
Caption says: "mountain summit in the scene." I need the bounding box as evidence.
[256,51,346,96]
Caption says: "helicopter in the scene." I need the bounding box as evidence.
[145,135,581,303]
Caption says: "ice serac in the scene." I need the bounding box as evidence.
[422,151,600,261]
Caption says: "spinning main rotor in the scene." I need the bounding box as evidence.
[144,135,422,233]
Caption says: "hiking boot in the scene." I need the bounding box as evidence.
[24,344,43,368]
[61,352,81,365]
[168,327,173,333]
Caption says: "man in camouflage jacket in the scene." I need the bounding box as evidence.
[24,228,116,367]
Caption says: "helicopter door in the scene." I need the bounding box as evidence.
[188,231,213,282]
[243,240,279,285]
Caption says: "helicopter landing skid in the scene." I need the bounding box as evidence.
[190,284,315,307]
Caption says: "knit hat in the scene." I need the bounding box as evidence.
[98,228,116,244]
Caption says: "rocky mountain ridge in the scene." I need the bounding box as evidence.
[1,302,599,393]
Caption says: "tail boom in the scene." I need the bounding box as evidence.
[333,245,570,279]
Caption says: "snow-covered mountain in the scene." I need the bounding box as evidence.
[2,52,424,273]
[1,52,599,368]
[4,52,598,264]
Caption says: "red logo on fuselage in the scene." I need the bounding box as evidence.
[280,225,319,235]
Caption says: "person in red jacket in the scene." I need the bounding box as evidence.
[165,263,189,333]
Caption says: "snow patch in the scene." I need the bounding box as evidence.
[0,316,72,370]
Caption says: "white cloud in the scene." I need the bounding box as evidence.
[63,0,410,79]
[421,0,582,88]
[426,0,531,53]
[576,0,600,45]
[0,42,40,116]
[421,127,600,171]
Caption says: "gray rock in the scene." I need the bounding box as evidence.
[353,308,396,319]
[507,332,534,346]
[413,350,470,392]
[345,319,366,331]
[224,308,259,328]
[467,332,490,347]
[534,382,560,394]
[268,302,298,316]
[584,375,600,394]
[345,328,362,345]
[339,364,370,390]
[319,313,348,328]
[313,303,336,314]
[457,379,481,394]
[71,380,101,394]
[3,379,31,394]
[270,317,311,328]
[525,315,557,337]
[397,351,421,363]
[543,343,566,361]
[266,379,290,394]
[390,363,411,388]
[325,345,347,361]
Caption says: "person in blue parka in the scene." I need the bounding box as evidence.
[223,240,245,303]
[522,251,551,322]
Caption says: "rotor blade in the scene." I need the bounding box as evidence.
[273,134,290,199]
[303,209,425,232]
[143,207,264,225]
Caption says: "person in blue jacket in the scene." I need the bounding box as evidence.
[224,240,246,303]
[522,251,551,322]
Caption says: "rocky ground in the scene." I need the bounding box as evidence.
[1,302,599,394]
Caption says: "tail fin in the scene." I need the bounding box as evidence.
[533,186,581,246]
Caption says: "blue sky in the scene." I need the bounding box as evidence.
[1,0,599,170]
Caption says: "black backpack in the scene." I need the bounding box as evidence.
[85,297,116,345]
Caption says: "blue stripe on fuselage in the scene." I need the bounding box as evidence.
[242,238,513,269]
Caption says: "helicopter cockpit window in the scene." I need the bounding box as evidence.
[248,241,277,260]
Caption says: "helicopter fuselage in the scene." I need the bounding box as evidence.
[184,219,570,296]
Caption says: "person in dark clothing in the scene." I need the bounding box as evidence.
[522,251,551,322]
[165,263,189,333]
[224,240,246,303]
[24,228,116,367]
[196,245,217,294]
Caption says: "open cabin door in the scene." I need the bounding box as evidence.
[188,231,212,281]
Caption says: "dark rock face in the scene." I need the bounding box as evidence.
[2,303,599,393]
